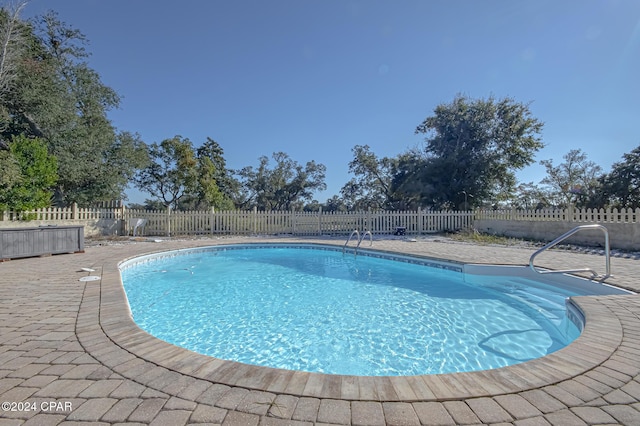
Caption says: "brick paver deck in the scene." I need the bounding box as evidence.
[1,236,639,425]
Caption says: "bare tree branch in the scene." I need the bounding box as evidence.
[0,1,28,101]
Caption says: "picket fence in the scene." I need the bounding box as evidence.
[476,206,640,223]
[0,204,119,221]
[2,204,639,237]
[122,208,474,236]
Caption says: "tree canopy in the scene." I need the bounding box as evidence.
[0,135,57,211]
[599,145,640,209]
[181,137,237,210]
[414,94,544,209]
[133,136,237,210]
[539,149,602,208]
[339,95,546,211]
[0,5,147,206]
[134,136,198,210]
[340,145,397,210]
[237,152,326,210]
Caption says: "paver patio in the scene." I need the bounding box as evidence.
[1,236,639,425]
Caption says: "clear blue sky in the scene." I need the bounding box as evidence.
[23,0,640,204]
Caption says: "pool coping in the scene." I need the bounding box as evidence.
[101,242,626,402]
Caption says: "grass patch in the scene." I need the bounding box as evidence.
[446,228,529,246]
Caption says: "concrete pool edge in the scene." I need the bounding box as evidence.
[94,241,627,402]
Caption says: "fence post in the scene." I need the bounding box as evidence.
[318,207,322,236]
[292,208,296,235]
[119,203,126,235]
[166,205,171,237]
[253,206,257,234]
[214,206,216,235]
[567,204,574,223]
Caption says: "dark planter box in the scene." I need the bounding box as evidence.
[0,226,84,260]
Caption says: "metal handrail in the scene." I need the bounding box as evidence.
[343,229,360,254]
[529,224,611,281]
[357,230,373,252]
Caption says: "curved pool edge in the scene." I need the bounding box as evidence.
[100,241,626,402]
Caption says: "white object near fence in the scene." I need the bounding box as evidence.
[128,218,148,236]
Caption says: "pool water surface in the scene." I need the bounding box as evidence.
[120,245,582,376]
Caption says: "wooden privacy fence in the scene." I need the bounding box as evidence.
[122,208,475,236]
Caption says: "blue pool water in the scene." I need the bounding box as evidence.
[120,245,582,376]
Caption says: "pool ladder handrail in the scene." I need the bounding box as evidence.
[357,230,373,252]
[343,230,359,254]
[529,224,611,282]
[343,229,373,255]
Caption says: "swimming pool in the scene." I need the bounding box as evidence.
[119,243,623,376]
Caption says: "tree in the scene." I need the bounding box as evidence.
[108,131,150,193]
[415,94,544,208]
[36,12,127,204]
[413,154,465,209]
[540,149,602,208]
[322,195,349,212]
[511,182,550,209]
[387,150,430,209]
[191,137,237,210]
[237,152,326,210]
[0,135,58,211]
[134,136,237,210]
[0,138,21,207]
[134,136,198,209]
[302,199,322,212]
[599,145,640,208]
[127,199,166,211]
[0,1,27,107]
[340,145,425,210]
[0,7,147,205]
[340,145,396,210]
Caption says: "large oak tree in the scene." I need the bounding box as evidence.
[237,152,326,210]
[1,6,147,206]
[598,145,640,208]
[415,94,544,209]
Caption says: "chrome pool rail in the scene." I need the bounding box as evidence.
[343,229,360,254]
[529,224,611,282]
[343,229,373,255]
[357,230,373,251]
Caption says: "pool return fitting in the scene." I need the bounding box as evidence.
[529,224,611,282]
